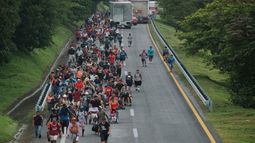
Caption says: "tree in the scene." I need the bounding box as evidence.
[0,0,20,63]
[157,0,211,28]
[180,0,255,108]
[72,0,96,21]
[14,0,58,51]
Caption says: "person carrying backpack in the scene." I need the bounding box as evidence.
[33,111,43,138]
[119,49,127,65]
[167,54,175,71]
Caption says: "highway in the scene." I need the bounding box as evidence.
[30,24,211,143]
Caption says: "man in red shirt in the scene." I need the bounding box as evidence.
[47,117,61,143]
[75,79,84,91]
[72,89,81,106]
[108,52,116,65]
[105,85,113,103]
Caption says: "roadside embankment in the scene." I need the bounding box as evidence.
[149,18,255,143]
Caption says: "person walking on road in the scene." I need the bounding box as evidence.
[148,46,155,63]
[119,48,128,66]
[134,69,142,92]
[127,33,132,47]
[68,117,80,143]
[33,111,43,138]
[167,54,175,71]
[117,34,123,47]
[162,46,169,61]
[47,117,61,143]
[139,50,148,67]
[68,46,76,66]
[98,118,111,143]
[125,72,133,92]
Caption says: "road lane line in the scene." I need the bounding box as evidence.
[60,136,66,143]
[147,25,216,143]
[130,109,135,117]
[133,128,139,138]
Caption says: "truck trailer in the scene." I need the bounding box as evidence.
[110,1,133,29]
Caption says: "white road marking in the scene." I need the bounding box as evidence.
[130,109,135,117]
[60,135,66,143]
[133,128,139,138]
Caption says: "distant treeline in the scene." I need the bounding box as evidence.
[158,0,255,108]
[0,0,107,63]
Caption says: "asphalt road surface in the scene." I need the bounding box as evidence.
[31,24,210,143]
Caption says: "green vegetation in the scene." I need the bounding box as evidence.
[0,0,106,142]
[0,26,71,113]
[0,116,18,143]
[97,1,110,12]
[157,0,212,29]
[158,0,255,108]
[180,0,255,108]
[149,19,255,143]
[0,25,71,143]
[0,0,100,63]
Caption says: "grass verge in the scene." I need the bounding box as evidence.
[0,116,18,143]
[149,19,255,143]
[0,25,72,142]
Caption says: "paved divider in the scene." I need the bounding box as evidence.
[149,17,213,111]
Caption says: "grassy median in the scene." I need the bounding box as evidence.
[0,26,72,142]
[149,19,255,143]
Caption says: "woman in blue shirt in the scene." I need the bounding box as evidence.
[147,46,155,62]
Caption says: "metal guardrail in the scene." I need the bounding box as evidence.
[150,18,213,111]
[35,83,52,112]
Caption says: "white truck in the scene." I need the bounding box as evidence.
[110,1,133,29]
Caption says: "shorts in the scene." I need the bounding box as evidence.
[61,120,69,127]
[149,55,153,60]
[49,135,58,141]
[135,81,142,86]
[121,92,129,98]
[100,132,109,141]
[120,58,125,61]
[126,82,132,87]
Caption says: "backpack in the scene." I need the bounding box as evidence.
[92,124,99,132]
[120,52,126,59]
[70,123,79,134]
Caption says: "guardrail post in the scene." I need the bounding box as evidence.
[149,17,213,111]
